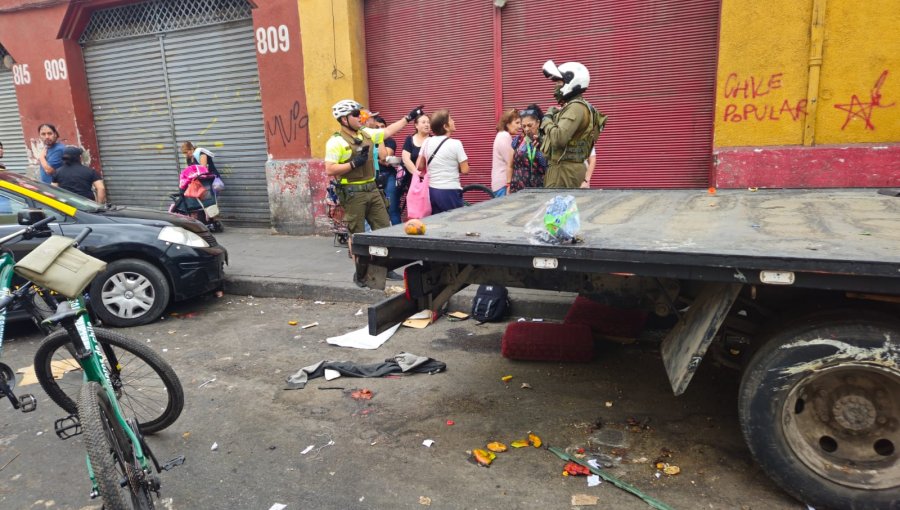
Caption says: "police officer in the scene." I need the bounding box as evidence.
[325,99,424,287]
[539,60,607,188]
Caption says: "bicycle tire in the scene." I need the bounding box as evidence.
[79,381,155,510]
[34,327,184,434]
[461,184,495,206]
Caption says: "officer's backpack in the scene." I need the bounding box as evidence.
[471,284,510,323]
[570,98,608,151]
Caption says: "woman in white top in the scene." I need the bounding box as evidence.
[415,108,469,214]
[491,109,521,197]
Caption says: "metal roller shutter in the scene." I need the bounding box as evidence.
[81,0,269,226]
[365,0,495,189]
[165,22,269,226]
[501,0,720,188]
[0,68,30,174]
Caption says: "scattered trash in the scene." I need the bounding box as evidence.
[182,432,191,440]
[604,401,613,407]
[472,448,495,466]
[486,442,507,453]
[288,321,298,326]
[446,420,455,426]
[528,433,542,448]
[301,321,319,329]
[550,446,674,510]
[300,445,315,455]
[587,474,602,487]
[293,334,303,340]
[656,463,681,476]
[747,187,758,192]
[510,439,530,448]
[446,311,469,321]
[355,308,363,316]
[0,452,20,473]
[162,348,169,353]
[465,232,480,237]
[403,310,434,329]
[268,504,287,510]
[563,461,590,476]
[215,290,224,298]
[571,494,600,506]
[501,375,513,382]
[521,383,532,389]
[589,429,627,449]
[326,324,401,350]
[318,386,345,390]
[419,496,432,506]
[211,442,218,451]
[324,369,341,381]
[285,353,446,389]
[422,439,434,448]
[199,377,216,388]
[860,231,872,236]
[351,389,373,400]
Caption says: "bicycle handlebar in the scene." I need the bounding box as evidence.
[72,227,92,247]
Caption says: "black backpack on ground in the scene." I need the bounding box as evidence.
[471,284,510,323]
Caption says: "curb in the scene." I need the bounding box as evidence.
[223,276,576,320]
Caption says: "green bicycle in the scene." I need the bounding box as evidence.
[0,209,185,509]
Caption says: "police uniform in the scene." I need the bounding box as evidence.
[541,95,595,189]
[324,128,390,233]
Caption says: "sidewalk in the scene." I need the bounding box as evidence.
[216,228,576,318]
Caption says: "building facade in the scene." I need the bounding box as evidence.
[0,0,896,234]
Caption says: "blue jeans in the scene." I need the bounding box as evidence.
[493,186,508,198]
[384,172,401,225]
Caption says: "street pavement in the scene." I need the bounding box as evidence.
[216,227,577,319]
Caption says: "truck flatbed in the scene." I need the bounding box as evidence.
[354,188,900,294]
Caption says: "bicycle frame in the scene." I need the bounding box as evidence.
[60,295,153,490]
[0,251,14,356]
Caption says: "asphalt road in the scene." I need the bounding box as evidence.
[0,294,804,510]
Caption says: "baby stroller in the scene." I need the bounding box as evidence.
[169,172,224,233]
[325,179,349,246]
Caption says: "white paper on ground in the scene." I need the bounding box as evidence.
[408,310,431,320]
[324,369,341,380]
[587,474,601,487]
[300,445,315,455]
[326,323,401,350]
[269,504,287,510]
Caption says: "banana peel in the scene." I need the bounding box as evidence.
[510,439,530,448]
[528,433,542,448]
[486,442,507,453]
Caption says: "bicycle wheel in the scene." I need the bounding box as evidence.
[34,327,184,434]
[461,184,495,206]
[79,381,155,510]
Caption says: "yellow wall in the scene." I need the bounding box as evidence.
[297,0,368,159]
[715,0,900,148]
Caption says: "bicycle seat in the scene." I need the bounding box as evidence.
[42,301,84,326]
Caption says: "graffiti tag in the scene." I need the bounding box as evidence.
[833,70,895,130]
[721,72,808,123]
[266,101,309,148]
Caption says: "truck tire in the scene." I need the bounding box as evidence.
[739,311,900,509]
[89,258,170,327]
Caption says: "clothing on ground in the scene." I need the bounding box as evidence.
[285,352,447,389]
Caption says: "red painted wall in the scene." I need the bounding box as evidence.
[251,1,311,160]
[0,2,100,170]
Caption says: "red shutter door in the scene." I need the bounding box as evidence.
[501,1,720,188]
[365,1,495,189]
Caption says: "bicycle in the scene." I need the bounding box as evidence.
[0,209,185,509]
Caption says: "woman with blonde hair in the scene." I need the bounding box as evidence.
[491,108,520,197]
[415,109,469,214]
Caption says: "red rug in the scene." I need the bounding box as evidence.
[501,322,594,362]
[564,296,648,342]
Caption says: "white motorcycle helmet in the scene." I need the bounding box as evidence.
[332,99,362,120]
[542,60,590,102]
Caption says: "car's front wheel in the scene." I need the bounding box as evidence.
[90,258,170,327]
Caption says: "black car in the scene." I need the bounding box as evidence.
[0,171,227,327]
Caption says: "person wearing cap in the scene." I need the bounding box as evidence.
[325,99,424,287]
[51,145,106,203]
[539,60,607,188]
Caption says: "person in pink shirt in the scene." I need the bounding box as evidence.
[491,109,521,197]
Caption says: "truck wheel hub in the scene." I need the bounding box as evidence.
[832,394,877,431]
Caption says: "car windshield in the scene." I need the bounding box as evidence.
[0,171,102,212]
